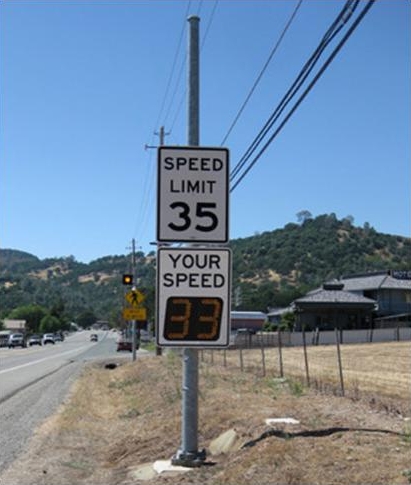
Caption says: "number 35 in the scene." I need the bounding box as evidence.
[168,202,218,232]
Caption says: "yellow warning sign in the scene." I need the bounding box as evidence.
[122,307,147,321]
[125,289,145,307]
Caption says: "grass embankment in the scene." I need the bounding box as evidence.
[1,342,410,485]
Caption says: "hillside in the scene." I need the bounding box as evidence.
[1,214,410,324]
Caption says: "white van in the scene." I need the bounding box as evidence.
[8,333,26,348]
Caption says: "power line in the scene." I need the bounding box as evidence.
[230,0,360,183]
[133,4,192,250]
[151,1,192,142]
[230,0,375,193]
[220,0,303,146]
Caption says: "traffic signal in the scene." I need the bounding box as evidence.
[122,274,133,285]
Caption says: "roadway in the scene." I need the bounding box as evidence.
[0,329,145,473]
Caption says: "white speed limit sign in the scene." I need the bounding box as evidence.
[157,146,229,243]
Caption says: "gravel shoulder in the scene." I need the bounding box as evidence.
[0,360,84,474]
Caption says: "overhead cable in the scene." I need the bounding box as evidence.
[230,0,375,193]
[220,0,303,146]
[230,0,360,183]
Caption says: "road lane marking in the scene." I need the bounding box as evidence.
[0,344,92,375]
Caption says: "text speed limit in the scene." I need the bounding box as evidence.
[157,146,229,243]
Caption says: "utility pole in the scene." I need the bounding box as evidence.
[146,126,170,150]
[156,126,169,146]
[171,15,205,468]
[155,127,168,357]
[130,238,138,361]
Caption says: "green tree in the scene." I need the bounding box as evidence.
[280,311,296,330]
[39,314,61,333]
[77,309,97,328]
[7,304,48,333]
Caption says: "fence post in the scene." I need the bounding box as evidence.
[302,328,310,386]
[335,327,345,396]
[239,347,244,372]
[260,336,266,377]
[278,330,284,378]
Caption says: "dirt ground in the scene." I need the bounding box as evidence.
[1,343,410,485]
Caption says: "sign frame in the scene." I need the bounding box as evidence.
[157,146,229,244]
[156,247,231,348]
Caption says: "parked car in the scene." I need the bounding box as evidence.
[90,333,98,342]
[28,334,42,346]
[42,333,55,345]
[116,337,133,352]
[8,333,26,348]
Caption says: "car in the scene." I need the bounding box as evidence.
[8,333,26,348]
[90,333,98,342]
[116,338,133,352]
[28,334,42,346]
[42,333,55,345]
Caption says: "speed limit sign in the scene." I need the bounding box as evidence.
[157,146,229,243]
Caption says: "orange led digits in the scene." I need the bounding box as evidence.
[164,297,223,341]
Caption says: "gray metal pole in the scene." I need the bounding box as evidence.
[187,16,199,146]
[131,238,137,362]
[172,15,205,468]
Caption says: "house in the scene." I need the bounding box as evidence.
[339,271,411,317]
[266,307,294,325]
[230,311,266,332]
[293,282,377,331]
[290,270,411,331]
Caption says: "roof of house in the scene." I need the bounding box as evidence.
[267,307,294,317]
[340,272,411,291]
[230,311,266,320]
[294,283,376,307]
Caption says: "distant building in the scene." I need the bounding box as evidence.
[3,319,26,332]
[288,270,411,331]
[230,311,266,332]
[339,270,411,317]
[267,307,294,325]
[293,282,377,331]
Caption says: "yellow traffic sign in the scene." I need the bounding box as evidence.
[125,289,145,307]
[123,307,147,321]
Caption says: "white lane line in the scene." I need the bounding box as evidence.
[0,344,92,375]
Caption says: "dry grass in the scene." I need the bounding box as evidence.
[209,341,411,408]
[1,344,410,485]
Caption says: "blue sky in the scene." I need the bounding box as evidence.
[1,0,409,263]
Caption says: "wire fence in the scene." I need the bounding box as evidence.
[198,328,411,411]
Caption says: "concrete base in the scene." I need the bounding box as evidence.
[129,460,192,481]
[154,460,193,474]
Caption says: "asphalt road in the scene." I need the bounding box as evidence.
[0,330,140,474]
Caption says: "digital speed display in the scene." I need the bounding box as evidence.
[164,297,223,341]
[157,247,231,347]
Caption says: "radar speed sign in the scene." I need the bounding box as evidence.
[156,247,231,347]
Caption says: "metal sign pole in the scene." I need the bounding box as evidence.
[171,14,205,467]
